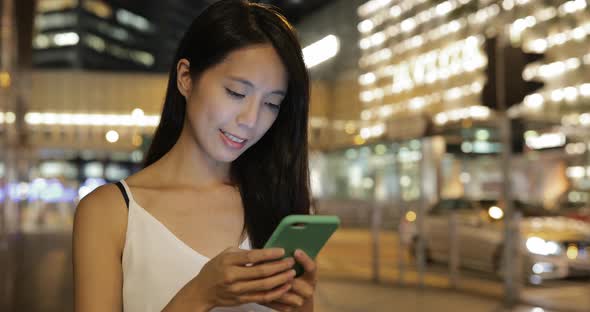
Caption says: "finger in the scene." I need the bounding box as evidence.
[229,269,296,293]
[237,282,291,305]
[264,301,296,312]
[274,291,305,307]
[289,278,315,299]
[228,257,295,282]
[228,248,285,266]
[294,249,317,278]
[224,246,242,252]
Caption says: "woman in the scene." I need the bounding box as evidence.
[72,1,315,311]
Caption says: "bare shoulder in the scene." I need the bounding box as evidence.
[73,183,130,312]
[74,183,129,252]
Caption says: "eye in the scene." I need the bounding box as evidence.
[266,102,281,111]
[225,88,245,98]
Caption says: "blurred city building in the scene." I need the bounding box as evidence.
[304,0,590,216]
[31,0,338,72]
[300,2,590,307]
[33,0,159,71]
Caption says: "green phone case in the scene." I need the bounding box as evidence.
[263,214,340,277]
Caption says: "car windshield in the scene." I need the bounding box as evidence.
[430,199,476,215]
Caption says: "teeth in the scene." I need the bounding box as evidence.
[222,130,245,143]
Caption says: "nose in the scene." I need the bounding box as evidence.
[236,97,260,129]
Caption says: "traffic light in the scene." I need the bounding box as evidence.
[481,37,545,111]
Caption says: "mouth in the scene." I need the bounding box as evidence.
[219,129,248,148]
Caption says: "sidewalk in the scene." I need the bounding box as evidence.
[314,277,556,312]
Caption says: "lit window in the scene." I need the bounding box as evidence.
[36,0,78,13]
[35,12,77,30]
[116,9,153,33]
[82,0,112,18]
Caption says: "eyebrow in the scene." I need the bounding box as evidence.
[228,77,286,96]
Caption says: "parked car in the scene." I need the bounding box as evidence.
[403,198,590,284]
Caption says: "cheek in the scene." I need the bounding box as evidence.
[184,100,201,130]
[188,95,228,128]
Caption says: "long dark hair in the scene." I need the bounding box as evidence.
[144,0,310,248]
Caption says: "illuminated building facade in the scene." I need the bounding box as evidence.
[356,0,590,148]
[32,0,158,71]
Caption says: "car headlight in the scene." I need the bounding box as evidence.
[526,236,563,256]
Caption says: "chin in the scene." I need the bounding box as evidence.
[209,152,237,163]
[212,147,247,163]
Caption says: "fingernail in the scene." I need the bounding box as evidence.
[295,249,302,256]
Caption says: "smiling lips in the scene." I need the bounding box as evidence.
[219,129,247,149]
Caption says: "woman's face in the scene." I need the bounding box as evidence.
[178,44,287,163]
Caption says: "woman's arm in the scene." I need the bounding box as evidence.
[73,185,128,312]
[161,279,212,312]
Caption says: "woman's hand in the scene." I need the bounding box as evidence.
[190,247,297,310]
[263,249,317,312]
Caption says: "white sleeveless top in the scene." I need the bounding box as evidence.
[119,180,274,312]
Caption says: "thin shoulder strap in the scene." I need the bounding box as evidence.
[115,181,130,209]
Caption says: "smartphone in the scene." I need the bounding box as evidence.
[263,214,340,277]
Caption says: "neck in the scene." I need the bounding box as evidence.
[153,123,231,189]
